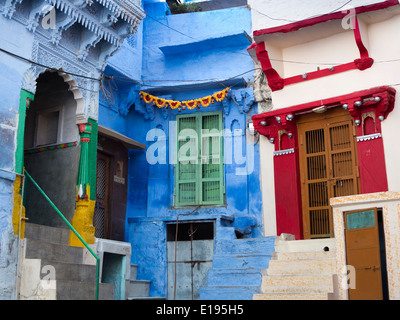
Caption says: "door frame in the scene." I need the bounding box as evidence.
[344,207,388,300]
[95,151,112,239]
[297,108,360,239]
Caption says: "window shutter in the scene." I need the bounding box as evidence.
[176,114,199,206]
[175,112,224,206]
[200,112,224,205]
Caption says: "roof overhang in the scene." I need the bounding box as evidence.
[98,125,146,150]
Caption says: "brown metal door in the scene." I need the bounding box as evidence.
[298,109,359,239]
[94,152,110,239]
[345,208,383,300]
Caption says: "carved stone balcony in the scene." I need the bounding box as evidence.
[1,0,145,121]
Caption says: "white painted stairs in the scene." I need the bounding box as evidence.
[254,234,338,300]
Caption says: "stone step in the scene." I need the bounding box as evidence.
[275,238,336,253]
[56,280,114,300]
[267,259,336,276]
[207,269,262,287]
[126,279,150,297]
[39,259,97,282]
[254,292,330,300]
[215,237,275,255]
[272,251,336,261]
[25,223,70,245]
[200,286,260,300]
[212,252,271,270]
[25,238,84,264]
[260,274,334,294]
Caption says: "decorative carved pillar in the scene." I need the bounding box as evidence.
[69,122,95,247]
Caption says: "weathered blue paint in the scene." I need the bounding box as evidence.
[0,0,145,299]
[100,0,263,298]
[0,13,35,299]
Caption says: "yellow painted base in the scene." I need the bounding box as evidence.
[12,176,26,238]
[69,199,96,247]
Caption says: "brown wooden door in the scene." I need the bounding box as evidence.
[298,108,359,239]
[94,152,110,239]
[345,208,383,300]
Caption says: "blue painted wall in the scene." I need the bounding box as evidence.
[0,13,35,299]
[101,0,261,298]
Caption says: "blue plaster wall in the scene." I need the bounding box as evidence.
[101,0,261,298]
[0,14,35,299]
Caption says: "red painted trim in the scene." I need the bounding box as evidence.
[252,16,375,91]
[357,136,389,194]
[283,61,357,87]
[253,0,399,38]
[254,41,284,91]
[250,1,400,91]
[274,148,303,240]
[353,15,368,60]
[252,86,396,127]
[253,86,395,240]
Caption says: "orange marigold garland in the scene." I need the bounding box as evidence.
[139,88,230,112]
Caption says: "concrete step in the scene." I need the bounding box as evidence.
[25,238,84,264]
[56,280,114,300]
[39,259,97,282]
[275,238,336,253]
[260,274,334,294]
[207,269,262,287]
[254,292,330,300]
[215,237,275,255]
[213,252,272,270]
[126,279,150,297]
[267,259,336,276]
[200,286,260,300]
[25,223,70,245]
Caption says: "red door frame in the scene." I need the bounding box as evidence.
[252,86,395,239]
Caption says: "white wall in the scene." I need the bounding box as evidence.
[251,2,400,235]
[259,135,277,237]
[248,0,391,31]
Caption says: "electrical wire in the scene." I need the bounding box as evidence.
[250,0,353,23]
[143,10,400,67]
[111,68,259,89]
[143,1,357,66]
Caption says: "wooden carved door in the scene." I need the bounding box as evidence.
[94,152,110,239]
[298,109,359,239]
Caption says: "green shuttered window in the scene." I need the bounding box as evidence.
[175,112,224,206]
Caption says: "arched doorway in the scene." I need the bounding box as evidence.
[23,70,80,228]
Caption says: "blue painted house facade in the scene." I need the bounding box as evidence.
[101,0,270,299]
[0,0,145,299]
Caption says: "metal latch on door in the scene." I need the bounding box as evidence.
[360,265,380,271]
